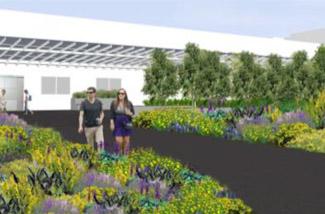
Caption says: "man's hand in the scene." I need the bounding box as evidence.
[110,122,115,131]
[78,126,83,134]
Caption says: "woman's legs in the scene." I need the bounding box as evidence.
[123,136,130,155]
[115,136,123,155]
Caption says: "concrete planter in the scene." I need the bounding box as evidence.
[71,98,115,110]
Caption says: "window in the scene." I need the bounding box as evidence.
[96,78,109,90]
[41,77,56,94]
[57,77,70,94]
[96,78,121,90]
[109,78,121,90]
[41,76,70,94]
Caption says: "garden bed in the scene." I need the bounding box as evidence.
[0,113,252,214]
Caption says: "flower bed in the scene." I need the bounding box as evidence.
[133,91,325,154]
[0,113,252,213]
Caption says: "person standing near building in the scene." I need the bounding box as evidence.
[23,89,33,115]
[78,87,105,152]
[109,88,135,155]
[0,89,7,113]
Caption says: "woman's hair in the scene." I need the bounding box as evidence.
[114,88,129,108]
[24,89,28,94]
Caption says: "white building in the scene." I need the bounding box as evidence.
[0,9,320,111]
[287,28,325,44]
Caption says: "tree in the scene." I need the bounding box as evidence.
[232,52,258,100]
[312,45,325,94]
[142,49,178,100]
[276,63,299,101]
[292,51,309,99]
[266,54,283,100]
[179,43,201,107]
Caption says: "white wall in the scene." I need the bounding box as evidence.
[0,9,320,58]
[0,63,147,110]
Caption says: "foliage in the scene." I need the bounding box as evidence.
[0,113,254,213]
[286,129,325,153]
[133,108,226,137]
[0,125,28,142]
[142,49,179,100]
[33,198,79,214]
[31,147,87,194]
[72,89,118,98]
[304,90,325,128]
[275,111,314,128]
[242,125,273,144]
[264,106,282,122]
[179,43,201,107]
[27,128,65,153]
[312,45,325,93]
[0,174,40,214]
[273,123,312,146]
[0,113,30,130]
[158,177,252,214]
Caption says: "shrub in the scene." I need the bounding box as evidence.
[72,89,118,99]
[0,137,28,163]
[265,106,283,123]
[0,125,28,142]
[159,177,252,214]
[28,128,65,153]
[286,129,325,153]
[275,111,314,128]
[133,108,226,137]
[242,125,274,144]
[236,115,271,134]
[0,175,40,214]
[305,90,325,128]
[273,123,312,146]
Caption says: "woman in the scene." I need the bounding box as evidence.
[109,88,135,155]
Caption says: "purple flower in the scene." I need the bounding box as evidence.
[42,199,53,212]
[18,134,23,142]
[85,172,96,186]
[275,111,314,127]
[154,182,161,199]
[199,106,204,113]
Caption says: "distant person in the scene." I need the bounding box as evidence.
[109,88,135,155]
[23,89,33,115]
[0,89,7,113]
[78,87,105,152]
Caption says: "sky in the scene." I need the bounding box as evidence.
[0,0,324,38]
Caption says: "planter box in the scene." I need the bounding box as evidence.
[71,98,115,110]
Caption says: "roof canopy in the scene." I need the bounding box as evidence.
[0,9,320,68]
[0,36,184,69]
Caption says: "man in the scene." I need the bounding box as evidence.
[78,87,105,152]
[0,89,7,113]
[23,89,33,115]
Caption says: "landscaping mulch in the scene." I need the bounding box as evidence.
[13,110,325,214]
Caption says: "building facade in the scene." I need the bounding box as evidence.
[0,9,320,111]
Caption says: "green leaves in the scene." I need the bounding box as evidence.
[142,49,179,100]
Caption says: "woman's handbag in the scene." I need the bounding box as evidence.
[123,121,133,130]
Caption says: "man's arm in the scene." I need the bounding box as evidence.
[79,110,84,132]
[99,101,104,124]
[79,101,85,133]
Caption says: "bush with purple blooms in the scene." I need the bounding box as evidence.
[0,113,32,136]
[275,111,314,128]
[33,198,79,214]
[73,170,122,193]
[167,122,198,133]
